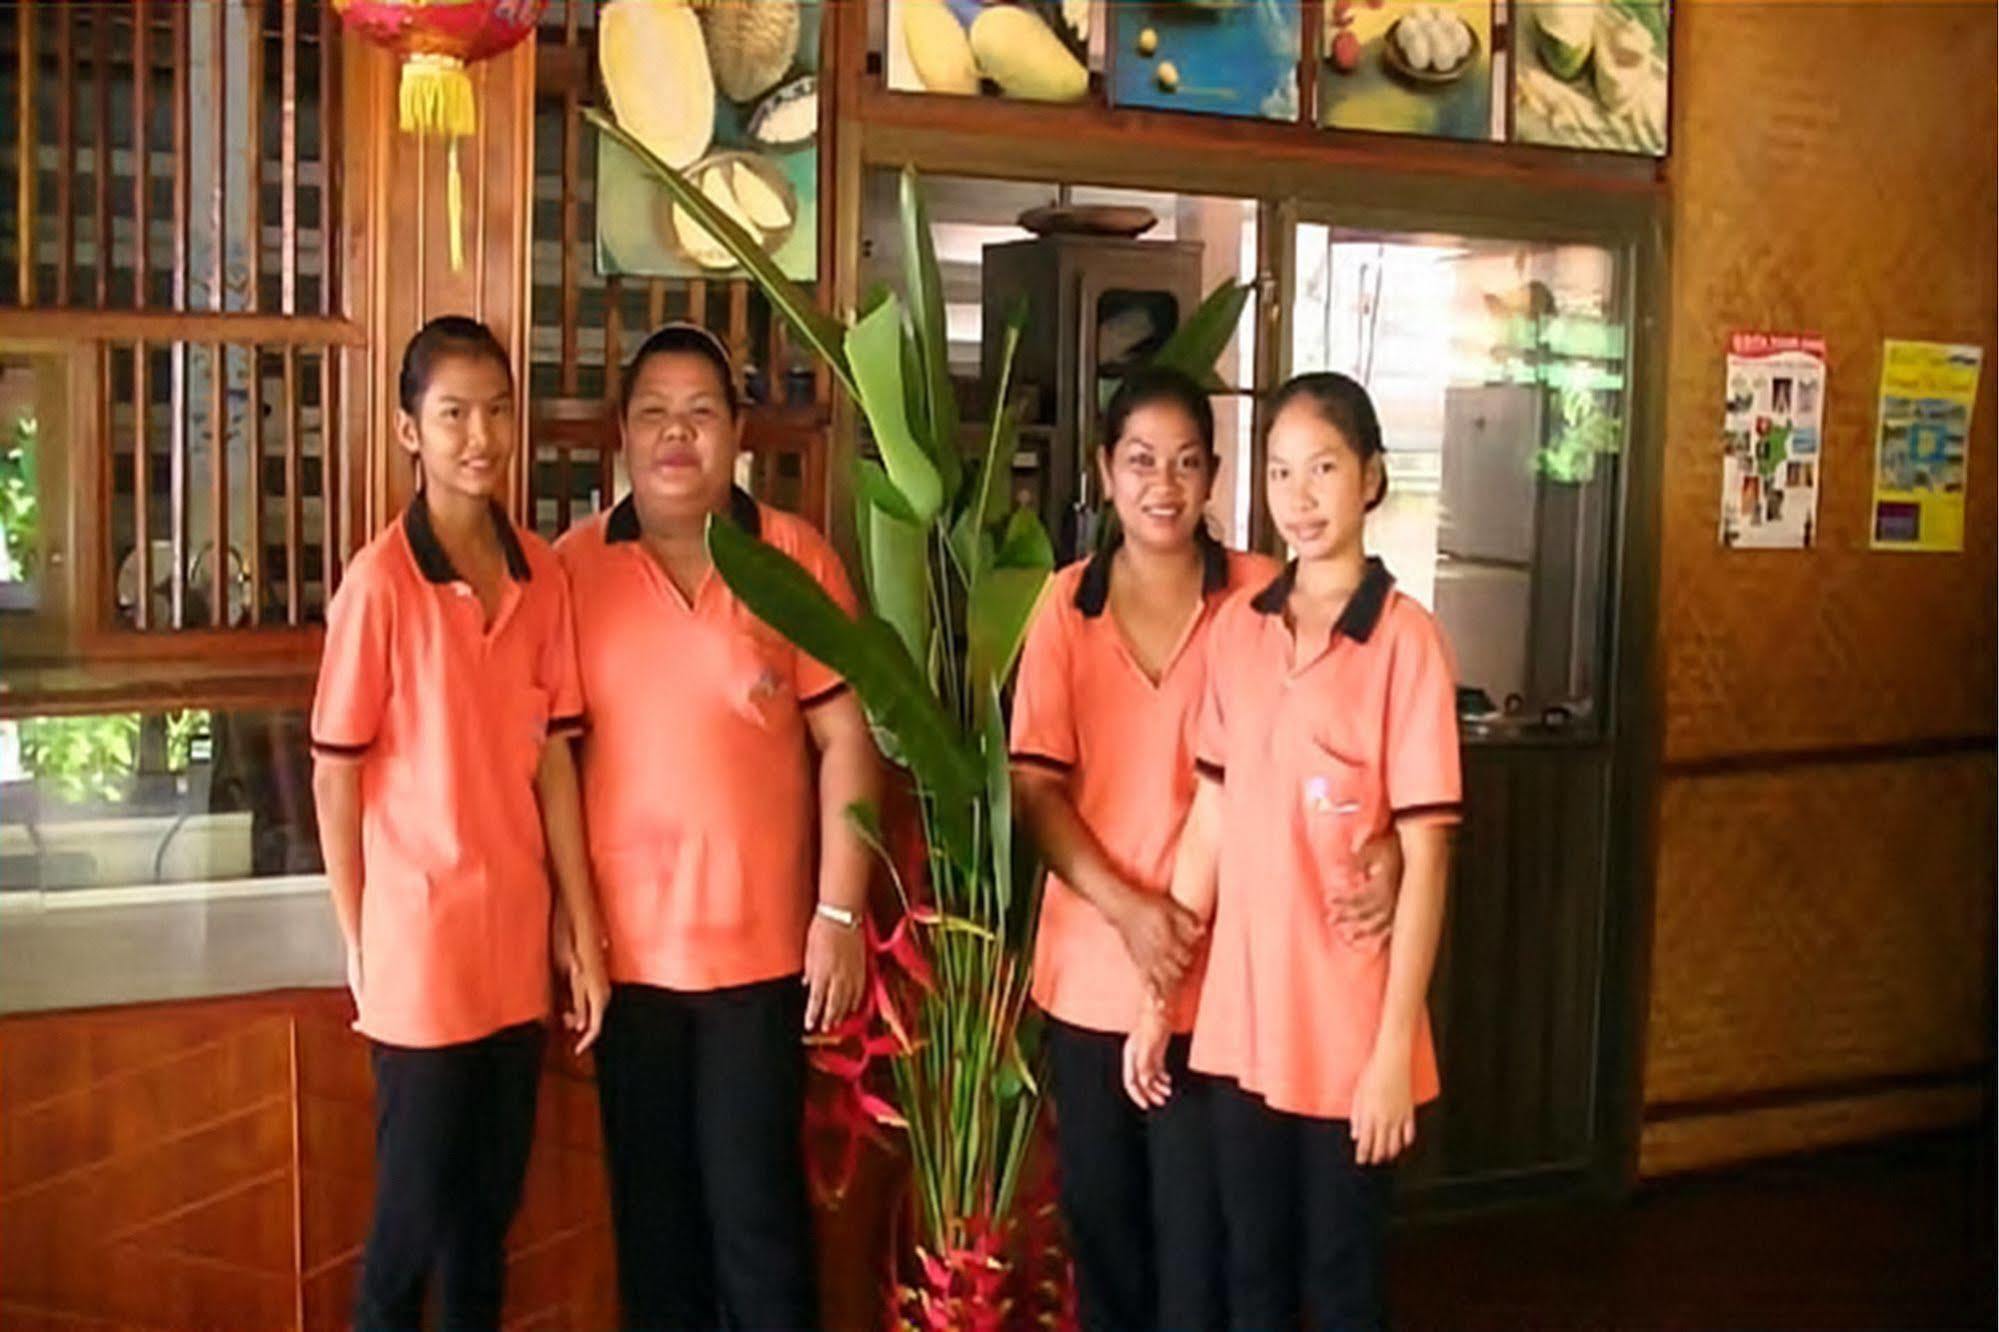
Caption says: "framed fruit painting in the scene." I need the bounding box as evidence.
[596,0,822,281]
[1510,0,1670,156]
[1319,0,1496,141]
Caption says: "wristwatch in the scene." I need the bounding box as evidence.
[815,901,861,930]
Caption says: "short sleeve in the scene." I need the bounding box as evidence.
[793,528,860,707]
[1007,591,1077,775]
[311,566,393,760]
[1192,610,1231,783]
[1384,611,1463,825]
[541,569,586,738]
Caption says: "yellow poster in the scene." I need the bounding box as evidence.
[1869,340,1983,552]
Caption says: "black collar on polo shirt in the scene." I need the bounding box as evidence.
[1072,527,1231,618]
[604,485,763,544]
[404,491,532,584]
[1249,555,1394,644]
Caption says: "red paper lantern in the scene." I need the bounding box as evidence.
[334,0,546,270]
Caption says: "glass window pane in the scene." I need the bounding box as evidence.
[1289,226,1627,736]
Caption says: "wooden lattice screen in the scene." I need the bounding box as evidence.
[4,0,349,634]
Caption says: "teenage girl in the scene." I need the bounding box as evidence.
[1126,371,1461,1332]
[312,315,609,1330]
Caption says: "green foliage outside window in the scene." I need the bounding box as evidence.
[0,412,38,582]
[16,711,212,804]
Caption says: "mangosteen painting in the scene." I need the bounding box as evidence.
[596,0,822,281]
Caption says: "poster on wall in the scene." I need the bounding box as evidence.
[596,0,821,282]
[1869,340,1983,552]
[1511,0,1668,157]
[1718,332,1827,550]
[1108,0,1301,122]
[888,0,1092,104]
[1319,0,1494,141]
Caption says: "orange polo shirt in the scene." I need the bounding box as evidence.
[311,496,583,1049]
[1010,538,1281,1035]
[1187,557,1462,1121]
[556,488,856,992]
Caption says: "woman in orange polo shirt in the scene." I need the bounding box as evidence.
[556,323,878,1331]
[311,316,610,1331]
[1125,371,1461,1332]
[1012,366,1398,1331]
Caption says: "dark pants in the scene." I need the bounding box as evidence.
[354,1021,544,1332]
[1046,1018,1227,1332]
[1212,1080,1392,1332]
[594,977,818,1331]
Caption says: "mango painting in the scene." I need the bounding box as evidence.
[888,0,1092,104]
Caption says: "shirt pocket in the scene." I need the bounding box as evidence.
[1297,738,1388,907]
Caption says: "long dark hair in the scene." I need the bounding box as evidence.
[397,315,512,415]
[1267,371,1388,510]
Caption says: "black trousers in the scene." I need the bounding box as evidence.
[354,1020,544,1332]
[595,977,818,1331]
[1045,1018,1227,1332]
[1212,1080,1392,1332]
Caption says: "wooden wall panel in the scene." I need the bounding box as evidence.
[1640,1083,1990,1179]
[1,989,899,1331]
[0,1003,299,1330]
[1656,1,1998,762]
[1644,752,1995,1107]
[1640,0,1998,1174]
[341,33,538,536]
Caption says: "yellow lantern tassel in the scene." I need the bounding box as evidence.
[397,52,476,271]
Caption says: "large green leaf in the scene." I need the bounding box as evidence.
[949,298,1027,577]
[901,167,961,497]
[707,516,978,861]
[856,461,931,669]
[967,565,1050,715]
[1151,279,1253,392]
[967,506,1055,708]
[585,109,856,401]
[981,684,1013,923]
[848,295,944,524]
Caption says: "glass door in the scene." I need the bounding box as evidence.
[1283,213,1652,1209]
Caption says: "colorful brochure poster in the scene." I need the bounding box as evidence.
[1869,340,1983,552]
[1719,332,1827,550]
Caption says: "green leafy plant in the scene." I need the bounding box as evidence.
[15,710,211,804]
[1538,385,1622,484]
[18,715,140,804]
[589,110,1054,1319]
[0,412,39,582]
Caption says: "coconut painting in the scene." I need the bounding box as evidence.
[1319,0,1495,142]
[1510,0,1669,156]
[596,0,821,281]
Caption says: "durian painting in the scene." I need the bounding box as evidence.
[596,0,821,281]
[1510,0,1669,156]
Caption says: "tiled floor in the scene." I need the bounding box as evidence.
[1392,1129,1997,1330]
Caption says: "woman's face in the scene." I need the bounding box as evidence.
[621,350,741,521]
[396,353,515,502]
[1263,401,1381,562]
[1097,400,1214,555]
